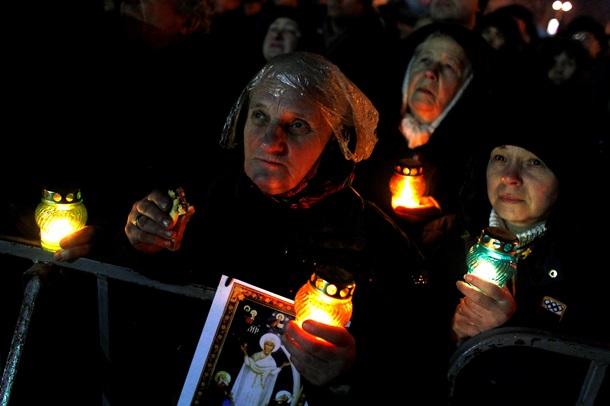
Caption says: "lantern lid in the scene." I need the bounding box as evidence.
[41,187,84,204]
[308,265,356,300]
[394,158,423,176]
[478,226,518,255]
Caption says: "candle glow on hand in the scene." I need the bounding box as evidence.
[468,259,502,283]
[40,217,81,252]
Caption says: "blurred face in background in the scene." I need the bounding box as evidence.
[120,0,195,49]
[429,0,480,29]
[547,51,577,85]
[480,25,506,50]
[407,34,472,123]
[262,17,302,61]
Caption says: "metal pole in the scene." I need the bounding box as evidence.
[0,263,50,406]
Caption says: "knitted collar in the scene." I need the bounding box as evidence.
[489,209,547,251]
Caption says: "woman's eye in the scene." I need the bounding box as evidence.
[250,110,268,124]
[418,57,430,66]
[441,61,460,74]
[288,121,311,135]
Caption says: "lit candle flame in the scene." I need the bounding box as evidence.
[391,177,421,209]
[296,307,337,327]
[40,217,81,251]
[468,259,501,282]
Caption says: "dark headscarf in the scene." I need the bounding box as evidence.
[490,120,569,183]
[461,110,594,234]
[560,15,609,57]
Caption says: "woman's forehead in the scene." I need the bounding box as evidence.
[270,17,299,29]
[250,85,323,119]
[417,35,466,59]
[491,145,539,158]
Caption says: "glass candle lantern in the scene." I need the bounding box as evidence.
[294,266,355,328]
[466,227,519,288]
[389,158,426,209]
[34,187,88,252]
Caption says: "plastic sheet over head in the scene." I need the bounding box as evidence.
[220,51,379,162]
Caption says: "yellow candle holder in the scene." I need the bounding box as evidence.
[34,187,87,252]
[294,266,355,328]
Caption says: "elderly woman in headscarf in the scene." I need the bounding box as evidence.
[354,22,495,250]
[122,52,443,404]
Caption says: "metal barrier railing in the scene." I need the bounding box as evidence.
[0,236,217,406]
[447,326,610,406]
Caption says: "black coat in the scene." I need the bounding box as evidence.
[118,166,449,405]
[425,187,610,406]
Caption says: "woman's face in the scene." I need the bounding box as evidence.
[263,340,275,355]
[486,145,560,233]
[407,34,471,123]
[244,85,333,195]
[262,17,301,61]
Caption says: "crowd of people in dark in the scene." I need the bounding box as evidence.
[2,0,609,405]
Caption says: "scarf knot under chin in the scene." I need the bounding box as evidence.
[399,114,434,149]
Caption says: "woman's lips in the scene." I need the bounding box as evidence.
[498,194,522,203]
[416,86,434,96]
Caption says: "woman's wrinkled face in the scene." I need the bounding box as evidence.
[486,145,560,232]
[407,34,471,123]
[262,17,301,61]
[244,85,333,195]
